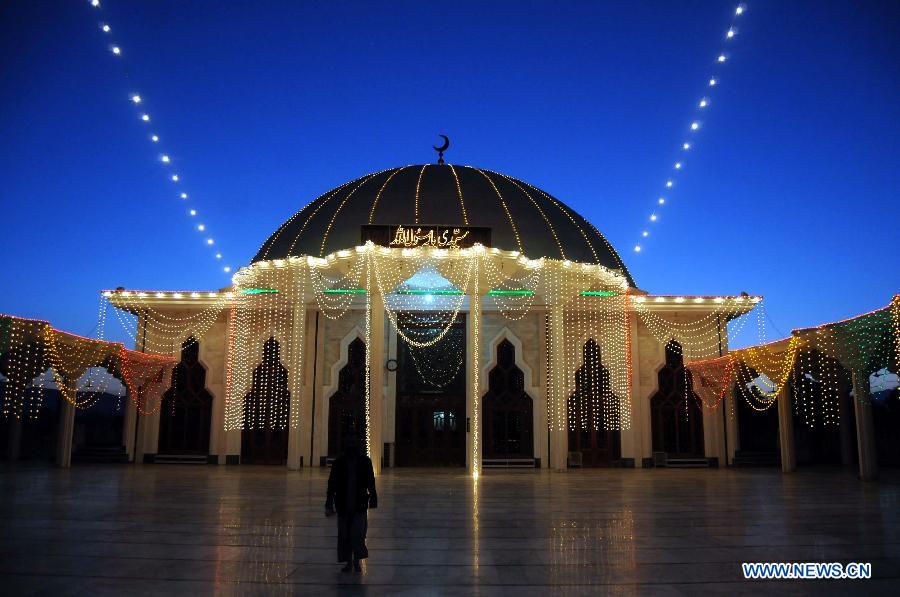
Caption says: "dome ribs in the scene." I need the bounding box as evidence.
[318,171,382,257]
[251,164,634,286]
[490,170,566,261]
[447,165,469,225]
[256,179,353,262]
[522,181,600,263]
[471,167,523,254]
[414,165,428,225]
[368,167,406,224]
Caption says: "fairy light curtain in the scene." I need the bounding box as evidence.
[99,291,231,355]
[225,262,305,432]
[632,295,760,360]
[0,314,174,420]
[684,297,900,429]
[795,298,900,403]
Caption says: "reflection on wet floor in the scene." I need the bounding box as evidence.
[0,465,899,594]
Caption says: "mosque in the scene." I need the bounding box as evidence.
[99,158,770,475]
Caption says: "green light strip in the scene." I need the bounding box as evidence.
[396,289,464,295]
[241,288,279,295]
[580,290,618,297]
[487,290,534,296]
[323,288,367,294]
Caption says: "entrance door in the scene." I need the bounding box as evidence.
[650,340,704,458]
[159,339,213,455]
[394,313,466,467]
[241,338,290,465]
[327,338,367,460]
[483,339,533,460]
[567,339,621,466]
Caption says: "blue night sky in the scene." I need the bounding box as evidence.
[1,0,898,347]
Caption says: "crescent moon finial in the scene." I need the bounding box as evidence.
[432,134,450,164]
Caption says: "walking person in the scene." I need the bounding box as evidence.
[325,436,377,572]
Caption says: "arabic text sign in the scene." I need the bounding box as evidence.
[360,225,491,249]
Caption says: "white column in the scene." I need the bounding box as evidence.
[621,312,641,466]
[852,371,878,481]
[548,304,568,471]
[122,398,137,462]
[777,383,796,473]
[368,290,385,475]
[287,299,307,470]
[55,384,76,468]
[466,272,485,477]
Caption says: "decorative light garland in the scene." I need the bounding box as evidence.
[633,4,749,253]
[83,0,232,274]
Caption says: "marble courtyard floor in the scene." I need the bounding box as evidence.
[1,465,899,595]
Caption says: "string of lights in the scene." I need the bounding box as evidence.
[633,4,748,253]
[84,0,232,275]
[0,313,174,420]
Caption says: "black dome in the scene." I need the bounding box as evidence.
[255,165,634,286]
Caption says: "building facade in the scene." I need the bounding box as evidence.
[108,164,762,473]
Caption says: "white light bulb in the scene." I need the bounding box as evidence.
[674,162,682,169]
[101,24,110,33]
[207,238,214,245]
[658,197,665,205]
[650,214,658,221]
[131,94,141,104]
[111,46,121,55]
[666,180,673,188]
[717,54,727,63]
[683,142,691,150]
[634,245,641,252]
[198,224,205,231]
[161,155,170,163]
[151,134,159,142]
[691,121,699,130]
[91,0,100,7]
[189,209,196,216]
[141,113,149,121]
[736,5,744,15]
[216,253,222,259]
[642,231,649,237]
[171,174,179,181]
[224,266,231,273]
[727,29,735,39]
[180,192,188,199]
[699,98,708,108]
[709,78,717,86]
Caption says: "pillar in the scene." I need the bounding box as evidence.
[287,300,308,470]
[776,382,796,473]
[620,313,640,466]
[466,281,484,476]
[368,290,385,475]
[55,384,76,468]
[122,398,137,462]
[852,371,878,481]
[548,304,568,471]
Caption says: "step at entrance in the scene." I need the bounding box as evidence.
[72,445,129,464]
[482,458,536,469]
[153,454,210,465]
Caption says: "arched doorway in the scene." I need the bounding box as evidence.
[158,338,213,455]
[327,338,367,460]
[567,339,621,467]
[731,363,780,467]
[241,337,290,465]
[482,339,533,462]
[394,313,466,467]
[789,352,857,467]
[650,340,704,458]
